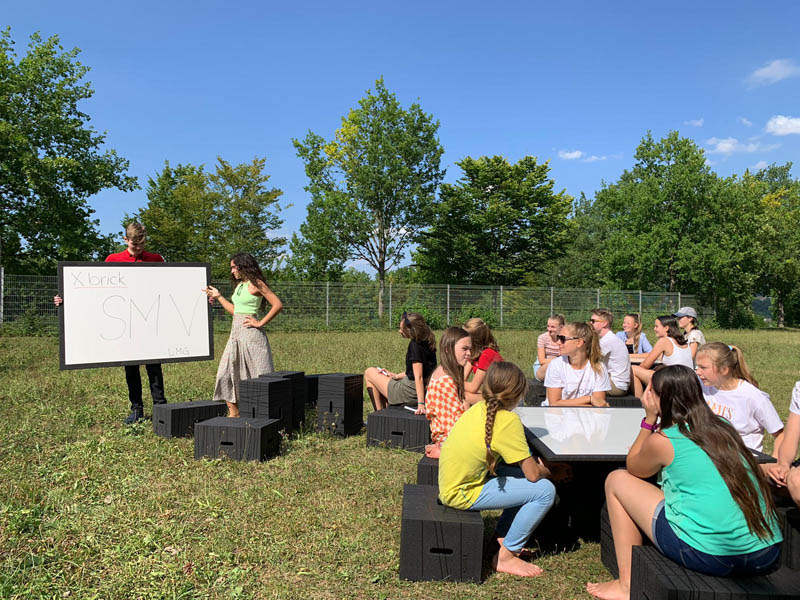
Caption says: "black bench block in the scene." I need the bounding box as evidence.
[522,378,544,406]
[152,400,227,438]
[316,373,363,436]
[367,407,430,453]
[607,394,641,408]
[399,484,483,583]
[260,371,306,430]
[304,374,320,407]
[417,456,439,486]
[238,377,293,432]
[629,545,800,600]
[778,505,800,569]
[194,417,281,462]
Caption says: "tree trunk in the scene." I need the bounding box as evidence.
[777,297,785,328]
[377,272,385,319]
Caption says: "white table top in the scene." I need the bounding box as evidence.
[515,406,645,461]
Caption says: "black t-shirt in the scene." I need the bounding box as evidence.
[405,339,437,380]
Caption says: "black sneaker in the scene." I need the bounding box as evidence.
[124,409,145,425]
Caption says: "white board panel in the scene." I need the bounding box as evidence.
[59,262,213,369]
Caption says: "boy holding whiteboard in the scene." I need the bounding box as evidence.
[55,222,168,424]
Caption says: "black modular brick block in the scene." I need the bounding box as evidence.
[315,412,363,437]
[779,505,800,569]
[152,400,227,438]
[304,374,320,407]
[260,370,306,430]
[523,378,544,406]
[417,456,439,486]
[399,484,483,583]
[194,417,281,462]
[606,394,641,407]
[238,377,293,432]
[367,407,430,453]
[317,373,363,408]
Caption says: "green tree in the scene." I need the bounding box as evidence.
[0,29,137,272]
[292,78,444,314]
[131,157,285,279]
[414,155,572,285]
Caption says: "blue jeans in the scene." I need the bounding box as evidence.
[651,501,781,576]
[468,465,556,553]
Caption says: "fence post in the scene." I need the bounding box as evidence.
[446,284,450,326]
[596,288,600,307]
[500,286,504,327]
[325,281,330,328]
[388,282,392,326]
[677,292,681,310]
[0,267,4,324]
[550,286,554,315]
[638,290,642,315]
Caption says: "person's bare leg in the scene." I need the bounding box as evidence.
[631,366,653,398]
[364,367,392,411]
[425,444,441,459]
[226,401,239,418]
[788,466,800,506]
[586,470,663,600]
[490,543,543,577]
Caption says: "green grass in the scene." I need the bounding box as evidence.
[1,329,798,599]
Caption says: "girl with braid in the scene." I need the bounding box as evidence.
[438,362,558,578]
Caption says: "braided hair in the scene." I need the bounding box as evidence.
[483,362,529,476]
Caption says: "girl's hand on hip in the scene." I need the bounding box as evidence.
[242,316,261,329]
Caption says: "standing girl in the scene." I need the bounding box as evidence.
[695,343,784,455]
[363,312,436,415]
[439,362,557,577]
[462,318,504,405]
[630,315,693,398]
[424,327,472,458]
[673,306,706,362]
[587,366,782,600]
[533,314,564,381]
[616,313,652,356]
[543,322,611,407]
[205,253,283,418]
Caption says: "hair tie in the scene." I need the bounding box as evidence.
[728,345,734,351]
[486,444,491,449]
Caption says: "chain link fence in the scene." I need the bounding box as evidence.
[0,269,715,334]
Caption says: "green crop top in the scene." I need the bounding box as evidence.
[232,282,261,314]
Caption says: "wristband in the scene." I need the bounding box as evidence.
[640,417,657,432]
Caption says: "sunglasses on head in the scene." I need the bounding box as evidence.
[556,335,581,343]
[401,311,412,328]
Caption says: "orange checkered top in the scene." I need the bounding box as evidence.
[425,374,465,445]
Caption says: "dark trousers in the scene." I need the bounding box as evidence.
[124,363,167,411]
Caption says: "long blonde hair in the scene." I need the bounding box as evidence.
[483,362,528,476]
[625,313,643,351]
[697,342,759,388]
[568,321,604,375]
[463,317,499,363]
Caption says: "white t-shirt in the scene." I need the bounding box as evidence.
[543,356,611,406]
[599,330,631,390]
[791,382,800,416]
[702,380,784,452]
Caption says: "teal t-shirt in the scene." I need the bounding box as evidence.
[660,425,781,555]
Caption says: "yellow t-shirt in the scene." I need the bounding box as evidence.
[438,402,531,510]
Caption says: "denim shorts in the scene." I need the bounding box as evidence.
[650,501,781,577]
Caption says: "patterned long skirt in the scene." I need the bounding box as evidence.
[213,313,274,405]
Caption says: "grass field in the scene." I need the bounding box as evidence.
[2,329,798,599]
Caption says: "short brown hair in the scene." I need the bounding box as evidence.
[591,308,614,328]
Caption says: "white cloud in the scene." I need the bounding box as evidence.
[752,160,768,171]
[765,115,800,136]
[705,136,779,155]
[558,149,584,160]
[738,117,753,127]
[583,155,607,163]
[683,118,704,127]
[746,59,800,87]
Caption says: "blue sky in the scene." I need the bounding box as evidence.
[6,1,800,267]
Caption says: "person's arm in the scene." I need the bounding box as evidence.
[590,391,609,407]
[205,286,235,315]
[627,385,673,477]
[771,428,785,458]
[640,334,653,354]
[689,342,700,361]
[537,346,547,364]
[412,361,425,414]
[639,339,667,370]
[464,364,485,394]
[546,386,592,406]
[518,455,551,482]
[769,413,800,486]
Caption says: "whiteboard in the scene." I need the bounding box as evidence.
[58,262,214,370]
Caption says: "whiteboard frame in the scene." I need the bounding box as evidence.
[58,261,214,370]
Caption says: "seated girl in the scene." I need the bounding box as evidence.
[462,318,504,405]
[363,312,436,415]
[630,315,693,398]
[673,306,706,363]
[615,313,652,356]
[695,342,784,456]
[533,314,564,381]
[767,381,800,507]
[439,362,557,577]
[425,327,472,459]
[587,366,783,600]
[543,321,610,407]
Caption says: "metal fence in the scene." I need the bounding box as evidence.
[0,268,715,333]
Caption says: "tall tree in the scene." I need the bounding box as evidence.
[131,157,285,279]
[414,155,573,285]
[292,78,444,314]
[0,29,137,272]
